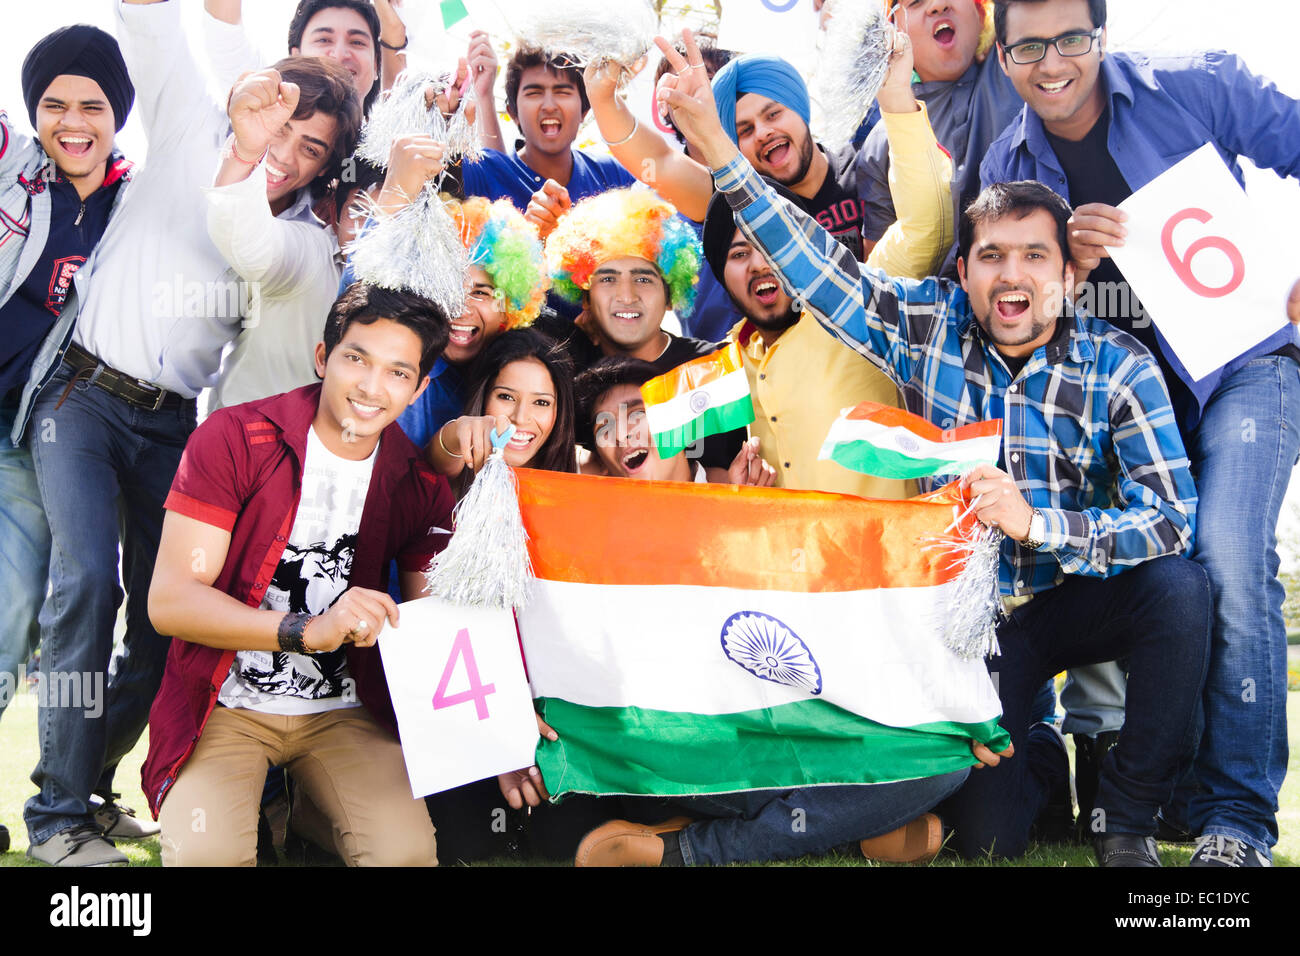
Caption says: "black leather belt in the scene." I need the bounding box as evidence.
[57,342,191,412]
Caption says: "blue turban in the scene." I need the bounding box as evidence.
[710,54,810,145]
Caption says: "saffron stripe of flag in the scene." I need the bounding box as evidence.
[514,470,1010,799]
[818,401,1003,480]
[641,342,755,459]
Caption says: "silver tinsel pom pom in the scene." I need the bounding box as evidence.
[515,0,658,69]
[347,188,469,318]
[922,500,1004,661]
[355,69,483,171]
[426,436,534,610]
[815,0,894,151]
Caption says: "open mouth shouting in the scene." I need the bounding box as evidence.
[620,446,651,475]
[55,134,94,158]
[448,322,481,347]
[931,18,957,49]
[759,137,792,169]
[993,289,1032,321]
[750,276,781,307]
[538,116,563,138]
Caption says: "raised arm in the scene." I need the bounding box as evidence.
[583,60,713,222]
[864,28,954,280]
[206,71,337,297]
[658,29,947,387]
[119,0,221,152]
[202,0,264,97]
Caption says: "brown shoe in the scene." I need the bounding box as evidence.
[575,817,693,867]
[859,813,943,863]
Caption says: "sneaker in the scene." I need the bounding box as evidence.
[1189,834,1271,868]
[0,823,9,854]
[91,794,160,841]
[1094,833,1161,867]
[27,823,128,867]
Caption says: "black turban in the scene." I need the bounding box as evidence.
[701,177,805,286]
[22,24,135,132]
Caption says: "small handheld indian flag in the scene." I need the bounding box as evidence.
[641,342,755,459]
[819,402,1003,480]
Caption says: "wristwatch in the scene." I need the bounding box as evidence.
[277,612,314,654]
[1020,508,1045,551]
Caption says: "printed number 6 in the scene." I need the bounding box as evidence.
[1160,207,1245,299]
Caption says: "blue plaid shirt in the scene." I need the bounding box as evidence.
[981,51,1300,428]
[713,155,1198,597]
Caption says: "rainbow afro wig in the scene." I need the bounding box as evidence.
[544,188,701,315]
[450,197,549,329]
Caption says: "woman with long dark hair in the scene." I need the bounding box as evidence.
[426,327,577,496]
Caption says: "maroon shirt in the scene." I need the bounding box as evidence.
[141,384,454,817]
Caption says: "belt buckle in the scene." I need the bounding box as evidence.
[136,381,167,412]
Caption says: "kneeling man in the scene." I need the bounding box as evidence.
[142,283,454,867]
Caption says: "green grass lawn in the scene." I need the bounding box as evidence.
[2,689,1296,867]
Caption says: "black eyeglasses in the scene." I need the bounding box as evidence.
[1002,28,1103,65]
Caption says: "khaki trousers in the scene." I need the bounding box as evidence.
[159,705,437,867]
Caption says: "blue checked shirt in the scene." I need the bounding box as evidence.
[713,155,1198,597]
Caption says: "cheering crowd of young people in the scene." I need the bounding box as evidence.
[2,0,1299,869]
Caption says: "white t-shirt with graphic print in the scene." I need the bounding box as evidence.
[219,425,377,715]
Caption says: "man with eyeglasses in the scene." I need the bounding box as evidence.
[982,0,1300,868]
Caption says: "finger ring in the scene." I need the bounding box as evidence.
[355,618,369,632]
[689,62,707,70]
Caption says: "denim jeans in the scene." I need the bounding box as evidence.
[0,389,49,724]
[23,363,195,843]
[943,556,1211,859]
[622,769,969,866]
[1185,355,1300,860]
[1059,661,1127,736]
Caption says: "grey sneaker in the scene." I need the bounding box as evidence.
[92,794,160,840]
[1189,834,1271,867]
[27,823,128,867]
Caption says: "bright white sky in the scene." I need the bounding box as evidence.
[10,0,1300,559]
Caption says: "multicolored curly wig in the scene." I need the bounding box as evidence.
[544,188,701,315]
[449,197,549,329]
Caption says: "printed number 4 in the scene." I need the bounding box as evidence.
[432,628,496,720]
[1161,207,1245,299]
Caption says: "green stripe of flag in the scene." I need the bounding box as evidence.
[826,441,989,480]
[440,0,469,30]
[535,696,1010,798]
[652,394,754,459]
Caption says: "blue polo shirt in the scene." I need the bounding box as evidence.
[395,356,467,451]
[981,50,1300,427]
[460,146,636,211]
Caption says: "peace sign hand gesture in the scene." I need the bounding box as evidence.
[653,29,739,170]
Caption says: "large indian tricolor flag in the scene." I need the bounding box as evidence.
[641,342,754,459]
[819,402,1003,480]
[514,470,1009,798]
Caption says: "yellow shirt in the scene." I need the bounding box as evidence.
[727,104,953,500]
[734,316,915,499]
